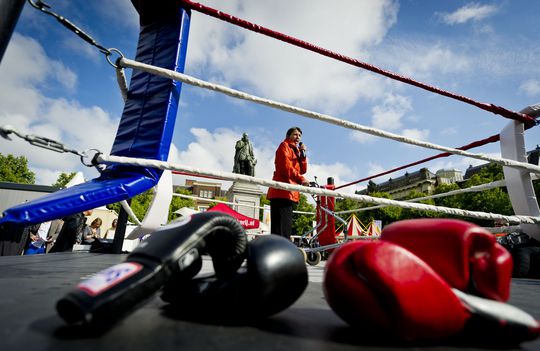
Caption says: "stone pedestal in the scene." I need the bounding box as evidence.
[227,181,263,220]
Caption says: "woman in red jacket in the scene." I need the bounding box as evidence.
[267,127,309,239]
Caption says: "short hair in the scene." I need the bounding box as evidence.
[286,127,302,137]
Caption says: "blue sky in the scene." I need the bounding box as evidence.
[1,0,540,196]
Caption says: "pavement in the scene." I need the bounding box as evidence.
[0,252,539,351]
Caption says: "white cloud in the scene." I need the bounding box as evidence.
[439,3,499,25]
[371,93,412,131]
[166,127,360,199]
[519,80,540,97]
[94,0,139,31]
[187,0,399,115]
[368,162,386,177]
[349,130,377,144]
[401,128,430,142]
[361,161,405,185]
[348,93,414,144]
[440,127,458,136]
[0,34,117,185]
[62,35,101,64]
[168,128,275,189]
[390,42,471,79]
[306,162,357,194]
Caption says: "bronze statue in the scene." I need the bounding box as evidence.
[233,133,257,176]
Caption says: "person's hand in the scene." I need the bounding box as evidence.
[301,180,310,186]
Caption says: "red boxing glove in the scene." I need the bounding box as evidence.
[323,240,540,343]
[381,218,512,302]
[324,240,467,341]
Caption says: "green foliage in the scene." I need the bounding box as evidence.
[356,191,402,227]
[52,172,77,188]
[129,189,155,221]
[350,163,515,227]
[259,195,270,220]
[534,179,540,203]
[334,198,360,214]
[366,180,378,194]
[455,163,512,226]
[0,153,35,184]
[399,190,439,220]
[468,163,505,184]
[206,197,228,212]
[292,194,316,236]
[106,188,195,223]
[106,202,122,216]
[433,183,462,210]
[169,188,195,221]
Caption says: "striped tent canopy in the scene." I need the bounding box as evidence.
[335,214,381,238]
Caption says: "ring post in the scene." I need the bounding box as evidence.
[0,0,25,64]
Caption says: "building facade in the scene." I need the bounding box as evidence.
[176,179,226,211]
[358,168,463,200]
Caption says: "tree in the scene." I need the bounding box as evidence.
[0,153,35,184]
[292,194,316,236]
[169,188,195,221]
[107,187,196,224]
[356,191,402,227]
[206,197,229,213]
[366,180,377,194]
[399,190,440,220]
[334,198,360,214]
[457,164,512,226]
[52,172,77,188]
[259,195,270,221]
[433,183,462,210]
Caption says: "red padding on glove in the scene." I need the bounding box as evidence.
[324,240,469,341]
[381,219,512,301]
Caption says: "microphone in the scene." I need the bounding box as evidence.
[299,142,306,158]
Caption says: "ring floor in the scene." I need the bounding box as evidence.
[0,252,539,351]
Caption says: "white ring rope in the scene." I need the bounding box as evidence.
[118,57,540,175]
[172,192,315,215]
[95,153,540,224]
[120,199,142,225]
[335,179,508,215]
[115,66,129,102]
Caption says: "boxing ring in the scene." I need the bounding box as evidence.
[2,0,540,350]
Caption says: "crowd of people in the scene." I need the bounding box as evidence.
[0,210,118,256]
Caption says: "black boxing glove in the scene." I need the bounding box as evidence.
[56,212,247,327]
[161,235,308,321]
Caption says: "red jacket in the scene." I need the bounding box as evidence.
[267,138,307,203]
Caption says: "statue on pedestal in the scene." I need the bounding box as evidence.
[233,133,257,177]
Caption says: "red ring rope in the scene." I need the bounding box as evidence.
[335,133,502,190]
[179,0,536,126]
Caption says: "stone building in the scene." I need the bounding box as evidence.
[175,179,227,211]
[358,168,462,200]
[359,146,540,200]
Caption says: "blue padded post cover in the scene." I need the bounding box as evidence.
[0,3,191,225]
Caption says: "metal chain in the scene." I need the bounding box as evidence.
[0,124,100,167]
[27,0,124,67]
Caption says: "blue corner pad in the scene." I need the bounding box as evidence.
[1,167,158,225]
[0,3,191,226]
